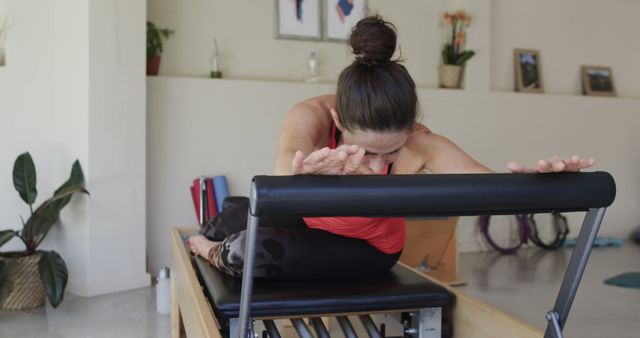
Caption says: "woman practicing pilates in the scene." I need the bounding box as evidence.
[188,15,594,278]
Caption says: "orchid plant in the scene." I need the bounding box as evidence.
[441,10,475,66]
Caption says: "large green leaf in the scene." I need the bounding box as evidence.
[53,160,85,210]
[24,201,61,251]
[0,230,16,248]
[38,251,68,308]
[13,152,37,205]
[20,184,86,252]
[22,160,87,252]
[0,259,12,297]
[455,50,475,66]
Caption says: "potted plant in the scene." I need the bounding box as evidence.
[0,12,13,67]
[0,152,88,310]
[147,20,174,76]
[440,10,475,89]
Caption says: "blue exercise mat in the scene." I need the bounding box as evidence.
[564,236,624,247]
[213,176,229,213]
[604,272,640,289]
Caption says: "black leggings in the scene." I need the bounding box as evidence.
[199,199,401,279]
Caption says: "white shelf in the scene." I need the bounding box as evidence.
[147,75,640,105]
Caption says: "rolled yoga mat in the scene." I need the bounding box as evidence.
[213,175,229,213]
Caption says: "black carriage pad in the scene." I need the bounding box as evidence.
[194,257,452,319]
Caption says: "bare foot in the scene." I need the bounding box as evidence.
[187,235,220,259]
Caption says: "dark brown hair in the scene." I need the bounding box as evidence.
[336,15,418,133]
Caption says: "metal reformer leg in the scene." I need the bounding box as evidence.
[238,211,260,338]
[337,316,359,338]
[310,318,331,338]
[262,320,281,338]
[359,315,382,338]
[543,207,606,338]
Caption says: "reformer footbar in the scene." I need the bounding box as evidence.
[238,172,615,338]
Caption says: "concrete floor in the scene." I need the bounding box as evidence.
[457,241,640,338]
[0,242,638,338]
[0,287,170,338]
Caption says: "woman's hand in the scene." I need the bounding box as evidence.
[292,144,366,175]
[507,155,596,173]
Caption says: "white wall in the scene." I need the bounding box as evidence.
[148,0,640,98]
[147,0,454,87]
[491,0,640,97]
[0,1,62,250]
[146,76,640,272]
[146,78,334,271]
[145,0,640,271]
[0,0,148,297]
[51,0,91,298]
[84,0,149,295]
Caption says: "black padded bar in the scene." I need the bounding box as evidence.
[250,172,615,217]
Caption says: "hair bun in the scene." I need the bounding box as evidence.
[349,15,397,66]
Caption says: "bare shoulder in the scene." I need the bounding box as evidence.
[404,122,491,174]
[402,123,447,166]
[406,122,439,148]
[285,95,335,125]
[276,95,336,174]
[281,94,335,143]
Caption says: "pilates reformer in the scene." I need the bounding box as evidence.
[171,172,615,338]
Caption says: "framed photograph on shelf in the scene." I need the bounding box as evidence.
[514,49,544,93]
[324,0,368,42]
[276,0,322,41]
[581,65,616,97]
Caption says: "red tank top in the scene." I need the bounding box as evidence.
[302,124,406,254]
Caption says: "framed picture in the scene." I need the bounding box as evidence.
[324,0,368,42]
[581,65,616,97]
[276,0,322,41]
[514,49,544,93]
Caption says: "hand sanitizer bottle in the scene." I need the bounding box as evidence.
[305,51,320,83]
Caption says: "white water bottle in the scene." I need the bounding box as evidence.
[156,266,171,315]
[305,51,320,83]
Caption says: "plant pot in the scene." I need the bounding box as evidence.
[147,54,161,76]
[0,252,46,310]
[439,64,463,89]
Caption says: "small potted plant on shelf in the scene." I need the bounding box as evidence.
[440,10,475,89]
[147,20,174,76]
[0,11,13,67]
[0,152,88,310]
